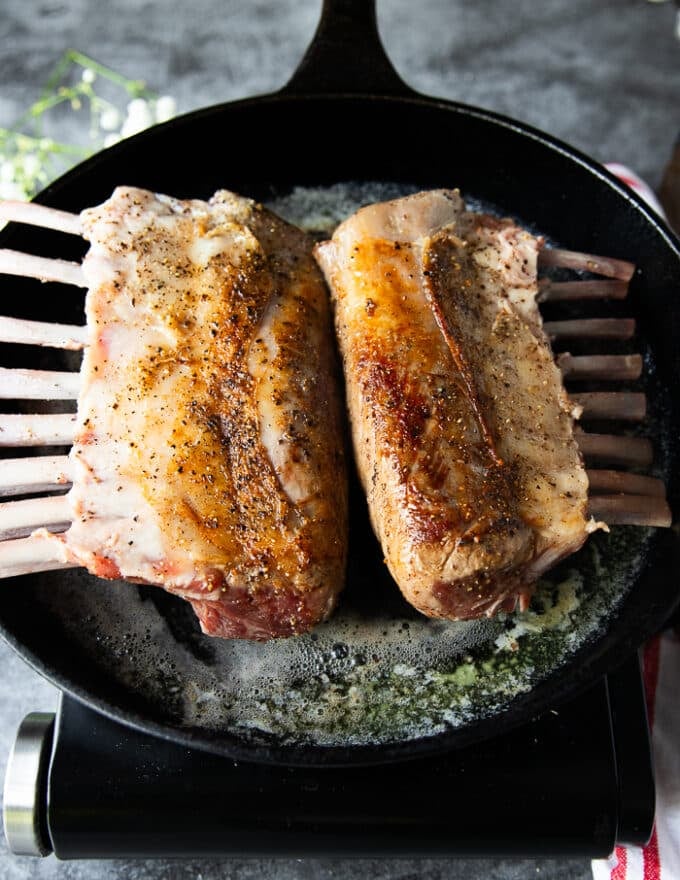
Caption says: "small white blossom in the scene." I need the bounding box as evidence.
[99,107,121,131]
[120,98,153,138]
[0,180,28,200]
[0,161,16,183]
[21,154,41,177]
[81,68,96,84]
[154,95,177,123]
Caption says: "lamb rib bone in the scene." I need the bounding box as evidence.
[576,431,654,467]
[544,318,636,340]
[0,199,83,235]
[0,414,77,446]
[537,247,635,280]
[558,353,643,382]
[0,535,74,578]
[586,469,666,497]
[570,391,646,422]
[0,495,71,541]
[0,455,72,497]
[538,279,629,302]
[0,249,86,287]
[0,366,80,399]
[0,315,86,349]
[588,494,672,528]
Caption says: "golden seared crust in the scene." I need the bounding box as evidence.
[315,189,590,621]
[65,187,347,640]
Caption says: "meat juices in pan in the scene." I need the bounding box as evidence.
[315,188,601,620]
[49,187,348,640]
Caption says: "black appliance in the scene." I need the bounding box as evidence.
[3,651,655,860]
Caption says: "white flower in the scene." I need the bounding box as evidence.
[81,68,96,85]
[99,107,121,131]
[0,161,16,183]
[154,95,177,123]
[21,154,41,177]
[0,180,28,200]
[120,98,153,138]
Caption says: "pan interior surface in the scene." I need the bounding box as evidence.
[2,175,667,754]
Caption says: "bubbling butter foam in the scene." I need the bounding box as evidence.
[45,525,645,748]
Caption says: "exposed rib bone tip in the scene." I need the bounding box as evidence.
[0,455,72,497]
[0,315,87,350]
[576,431,654,467]
[558,353,643,382]
[543,318,636,341]
[0,494,71,541]
[0,534,75,579]
[0,366,81,400]
[588,494,672,528]
[0,249,86,288]
[571,391,646,422]
[538,279,629,302]
[587,469,666,498]
[0,413,77,447]
[0,200,82,236]
[538,247,635,281]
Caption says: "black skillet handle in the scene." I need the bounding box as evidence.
[281,0,417,97]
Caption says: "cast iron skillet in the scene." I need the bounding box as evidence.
[0,0,679,767]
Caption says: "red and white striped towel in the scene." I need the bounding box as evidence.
[592,163,679,880]
[592,631,680,880]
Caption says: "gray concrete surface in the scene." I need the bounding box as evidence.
[1,0,679,877]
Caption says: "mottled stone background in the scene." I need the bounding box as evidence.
[0,0,678,878]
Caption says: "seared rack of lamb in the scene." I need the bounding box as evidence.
[0,188,348,640]
[315,189,670,621]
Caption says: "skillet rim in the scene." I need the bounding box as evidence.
[29,88,680,254]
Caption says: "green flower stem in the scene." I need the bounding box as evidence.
[0,129,90,157]
[12,91,78,135]
[58,50,155,99]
